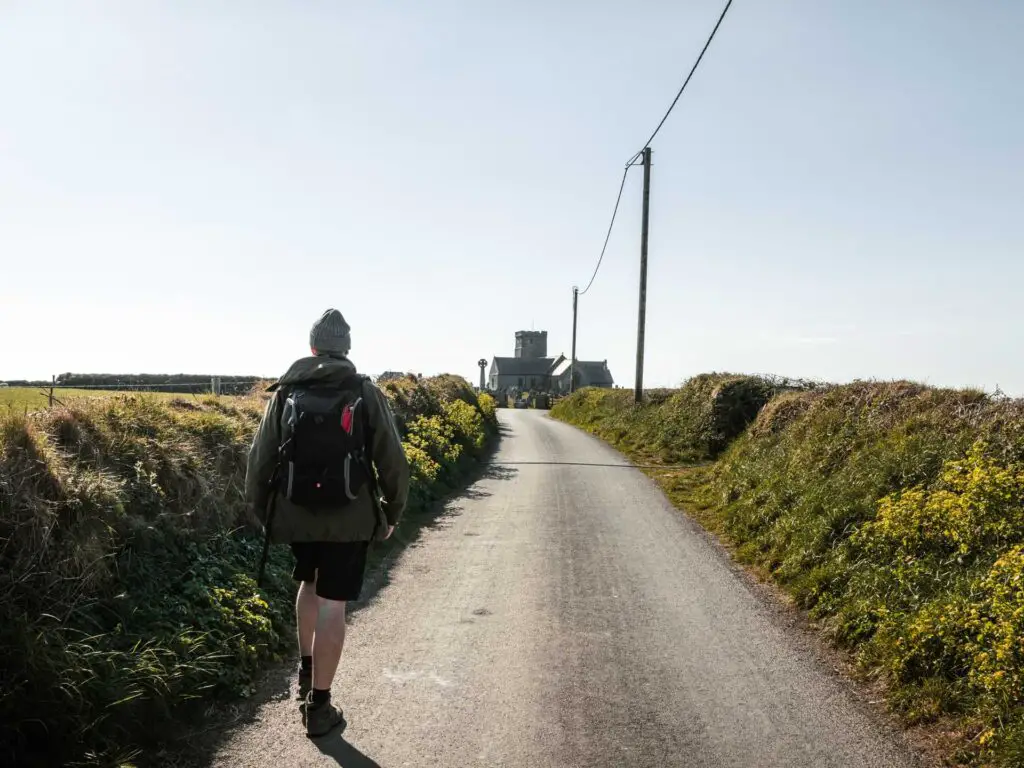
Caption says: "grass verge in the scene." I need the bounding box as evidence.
[554,376,1024,766]
[0,377,497,767]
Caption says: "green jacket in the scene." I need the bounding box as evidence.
[244,356,410,543]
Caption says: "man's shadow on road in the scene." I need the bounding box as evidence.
[313,732,383,768]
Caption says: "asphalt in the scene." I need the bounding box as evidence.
[209,410,922,768]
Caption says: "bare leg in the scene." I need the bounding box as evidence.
[312,598,347,690]
[296,580,318,657]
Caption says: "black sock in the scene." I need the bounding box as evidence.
[300,655,313,673]
[311,688,331,707]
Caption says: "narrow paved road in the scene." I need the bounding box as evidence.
[211,410,920,768]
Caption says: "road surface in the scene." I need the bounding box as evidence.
[210,410,920,768]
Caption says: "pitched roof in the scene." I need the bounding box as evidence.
[491,357,556,377]
[550,357,572,377]
[577,361,614,387]
[549,359,614,385]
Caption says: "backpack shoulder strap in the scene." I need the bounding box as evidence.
[356,376,374,453]
[355,378,386,533]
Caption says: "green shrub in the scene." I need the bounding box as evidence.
[477,393,497,423]
[379,376,443,429]
[404,414,461,485]
[444,399,486,452]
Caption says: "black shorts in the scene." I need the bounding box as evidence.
[290,541,370,602]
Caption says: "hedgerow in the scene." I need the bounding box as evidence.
[0,374,495,767]
[553,374,794,463]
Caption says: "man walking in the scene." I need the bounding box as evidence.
[245,308,410,737]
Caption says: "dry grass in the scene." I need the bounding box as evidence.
[0,386,204,412]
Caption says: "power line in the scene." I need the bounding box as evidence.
[580,0,734,295]
[628,0,734,164]
[579,165,631,296]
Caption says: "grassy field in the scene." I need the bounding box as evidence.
[554,378,1024,767]
[0,386,204,411]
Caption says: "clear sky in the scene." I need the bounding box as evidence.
[2,1,1022,392]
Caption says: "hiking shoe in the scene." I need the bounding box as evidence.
[305,699,346,738]
[297,669,312,708]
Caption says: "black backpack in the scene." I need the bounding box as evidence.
[275,376,373,510]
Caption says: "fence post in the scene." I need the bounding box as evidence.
[49,375,55,407]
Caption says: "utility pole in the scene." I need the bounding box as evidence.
[570,286,579,393]
[634,147,652,404]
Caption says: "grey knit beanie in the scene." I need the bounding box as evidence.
[310,309,351,357]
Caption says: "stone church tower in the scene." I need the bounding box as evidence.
[514,331,548,360]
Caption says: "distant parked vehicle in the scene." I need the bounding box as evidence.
[0,382,8,388]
